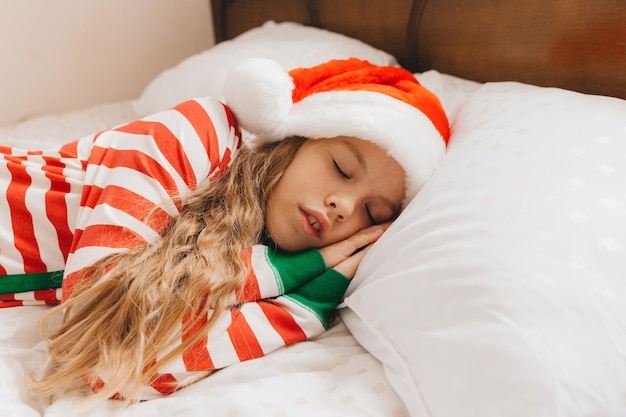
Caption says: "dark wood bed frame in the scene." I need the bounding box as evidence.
[211,0,626,99]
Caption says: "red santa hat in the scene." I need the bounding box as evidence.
[223,57,450,202]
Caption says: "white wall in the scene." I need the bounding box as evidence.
[0,0,214,126]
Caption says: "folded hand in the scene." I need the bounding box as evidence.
[318,223,390,279]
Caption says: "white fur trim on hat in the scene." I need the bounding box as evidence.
[223,57,449,202]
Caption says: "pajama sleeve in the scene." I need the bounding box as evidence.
[234,245,329,303]
[108,245,350,400]
[62,97,241,299]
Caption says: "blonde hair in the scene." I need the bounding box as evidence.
[34,136,307,401]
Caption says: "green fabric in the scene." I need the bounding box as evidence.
[285,268,350,328]
[0,270,64,295]
[265,248,327,294]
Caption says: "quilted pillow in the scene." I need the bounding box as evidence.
[134,21,397,116]
[341,82,626,417]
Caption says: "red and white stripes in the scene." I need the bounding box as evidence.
[1,97,240,307]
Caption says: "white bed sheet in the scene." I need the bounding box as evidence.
[0,100,139,150]
[0,306,406,417]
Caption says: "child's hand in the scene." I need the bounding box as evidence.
[318,223,390,279]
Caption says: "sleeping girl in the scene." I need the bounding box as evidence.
[0,58,449,401]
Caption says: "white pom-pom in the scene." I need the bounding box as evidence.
[223,58,295,137]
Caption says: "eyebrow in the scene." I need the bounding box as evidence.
[340,139,401,215]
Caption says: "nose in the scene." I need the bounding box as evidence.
[326,194,356,222]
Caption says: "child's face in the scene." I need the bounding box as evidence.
[266,136,406,252]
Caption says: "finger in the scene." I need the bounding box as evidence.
[343,225,385,251]
[333,244,373,279]
[319,224,388,268]
[349,243,373,263]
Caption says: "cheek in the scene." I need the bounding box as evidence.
[264,186,301,251]
[264,209,290,249]
[264,185,281,227]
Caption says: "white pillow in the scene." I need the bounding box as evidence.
[341,82,626,417]
[414,70,481,125]
[134,21,398,116]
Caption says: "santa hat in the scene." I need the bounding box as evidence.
[223,57,450,202]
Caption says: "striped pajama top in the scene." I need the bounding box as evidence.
[0,97,349,399]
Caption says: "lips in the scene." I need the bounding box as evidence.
[299,208,327,238]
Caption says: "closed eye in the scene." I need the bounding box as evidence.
[333,160,350,179]
[365,204,376,225]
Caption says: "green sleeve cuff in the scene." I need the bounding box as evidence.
[284,268,350,328]
[0,270,64,295]
[265,248,328,294]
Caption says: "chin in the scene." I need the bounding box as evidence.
[272,236,310,253]
[264,231,294,252]
[275,242,304,253]
[266,224,305,252]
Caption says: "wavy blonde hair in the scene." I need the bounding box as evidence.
[34,136,307,402]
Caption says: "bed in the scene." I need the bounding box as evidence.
[1,0,625,416]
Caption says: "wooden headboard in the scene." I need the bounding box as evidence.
[211,0,626,99]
